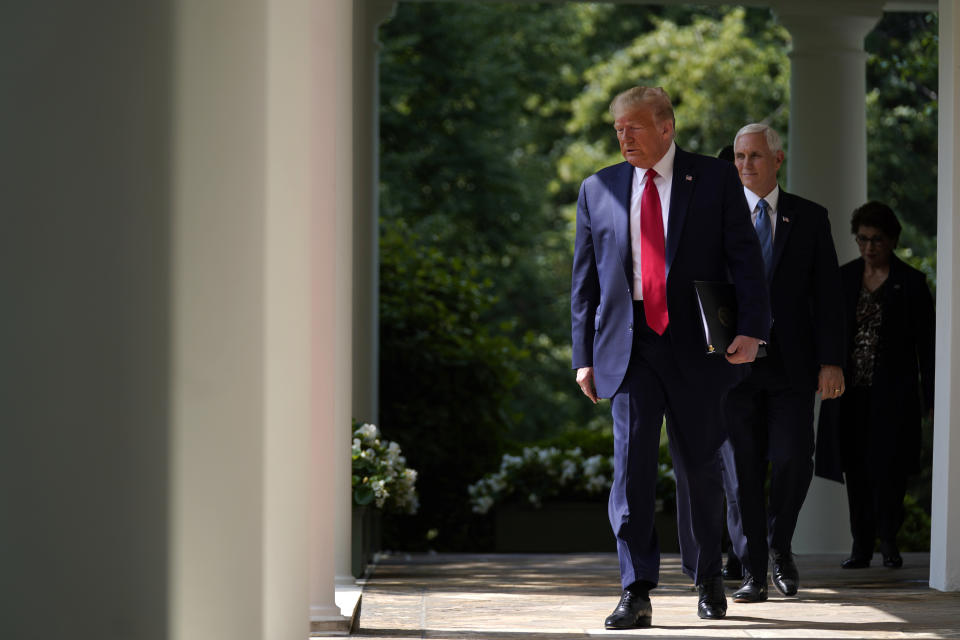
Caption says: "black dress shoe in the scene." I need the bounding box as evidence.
[722,554,743,581]
[732,575,768,603]
[771,551,799,596]
[604,590,653,629]
[841,554,871,569]
[697,575,727,619]
[882,551,903,568]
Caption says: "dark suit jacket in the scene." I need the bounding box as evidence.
[763,190,845,389]
[571,147,770,399]
[815,255,935,481]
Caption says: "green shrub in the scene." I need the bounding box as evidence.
[379,219,524,550]
[897,493,931,552]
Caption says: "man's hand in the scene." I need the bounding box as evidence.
[817,365,845,399]
[576,367,598,404]
[725,335,761,364]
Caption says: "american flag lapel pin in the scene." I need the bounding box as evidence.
[685,175,693,181]
[782,216,791,223]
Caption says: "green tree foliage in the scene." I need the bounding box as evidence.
[380,2,652,452]
[379,219,523,549]
[865,12,938,257]
[558,8,790,193]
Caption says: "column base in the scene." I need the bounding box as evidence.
[310,616,351,636]
[310,587,363,636]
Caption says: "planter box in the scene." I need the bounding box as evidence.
[494,500,679,553]
[352,505,382,578]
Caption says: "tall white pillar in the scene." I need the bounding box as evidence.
[169,1,272,637]
[170,0,325,637]
[4,0,359,636]
[343,0,397,587]
[777,2,882,261]
[775,1,883,554]
[352,0,396,428]
[312,0,356,633]
[931,0,960,592]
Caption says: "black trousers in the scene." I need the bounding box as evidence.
[842,387,908,556]
[719,349,815,579]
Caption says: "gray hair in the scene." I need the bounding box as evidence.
[734,123,783,153]
[609,86,676,134]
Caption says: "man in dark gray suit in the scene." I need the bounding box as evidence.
[720,123,845,603]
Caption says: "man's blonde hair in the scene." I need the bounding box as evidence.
[609,86,676,134]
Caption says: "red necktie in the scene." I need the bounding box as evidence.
[640,169,668,334]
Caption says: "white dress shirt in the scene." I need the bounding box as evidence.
[630,141,676,301]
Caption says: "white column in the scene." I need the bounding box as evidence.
[931,0,960,592]
[169,1,272,637]
[171,0,329,636]
[352,0,397,428]
[263,0,319,636]
[343,0,397,587]
[775,2,883,554]
[312,0,356,633]
[777,2,882,262]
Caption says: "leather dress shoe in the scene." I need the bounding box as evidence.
[732,575,768,603]
[882,551,903,568]
[841,554,871,569]
[604,590,652,629]
[771,551,799,596]
[722,554,743,581]
[697,575,727,619]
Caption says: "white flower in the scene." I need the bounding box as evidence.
[583,454,605,476]
[472,495,495,514]
[351,422,418,514]
[585,474,610,493]
[371,479,390,508]
[500,454,523,470]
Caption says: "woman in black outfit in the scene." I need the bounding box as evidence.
[816,201,935,569]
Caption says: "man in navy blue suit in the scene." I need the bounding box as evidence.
[719,123,845,604]
[571,87,770,628]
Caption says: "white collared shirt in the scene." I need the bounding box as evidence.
[630,141,676,300]
[744,184,780,238]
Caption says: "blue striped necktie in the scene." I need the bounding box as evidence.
[755,198,773,276]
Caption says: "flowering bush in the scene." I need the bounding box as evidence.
[352,423,419,514]
[468,446,617,514]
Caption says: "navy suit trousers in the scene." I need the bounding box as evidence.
[720,350,815,579]
[609,303,727,589]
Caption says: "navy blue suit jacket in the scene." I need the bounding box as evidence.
[763,190,845,389]
[571,147,771,399]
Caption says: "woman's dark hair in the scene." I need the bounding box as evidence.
[850,200,902,243]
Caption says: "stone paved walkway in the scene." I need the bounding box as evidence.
[320,552,960,639]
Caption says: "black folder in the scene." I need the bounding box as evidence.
[693,280,766,358]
